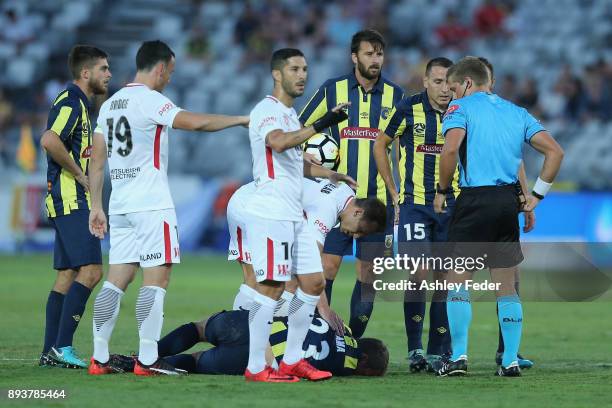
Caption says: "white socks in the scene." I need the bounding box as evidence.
[92,281,124,364]
[136,286,166,366]
[233,284,257,311]
[246,291,277,374]
[282,288,319,365]
[274,290,294,317]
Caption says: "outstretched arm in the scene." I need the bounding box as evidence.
[172,111,249,132]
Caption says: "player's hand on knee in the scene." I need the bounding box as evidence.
[89,208,107,239]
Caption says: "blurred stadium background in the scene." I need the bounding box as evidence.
[0,0,610,254]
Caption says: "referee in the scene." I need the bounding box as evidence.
[433,57,563,377]
[300,29,403,338]
[39,45,111,368]
[374,57,457,372]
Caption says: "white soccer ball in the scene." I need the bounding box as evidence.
[304,133,339,170]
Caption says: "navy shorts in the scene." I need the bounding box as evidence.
[323,205,394,261]
[197,310,249,375]
[50,209,102,270]
[397,203,453,244]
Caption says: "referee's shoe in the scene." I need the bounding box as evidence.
[496,362,521,377]
[436,356,467,377]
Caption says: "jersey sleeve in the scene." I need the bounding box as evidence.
[442,101,467,135]
[251,102,283,139]
[523,109,546,144]
[299,84,328,126]
[383,98,409,139]
[47,97,81,142]
[140,91,183,127]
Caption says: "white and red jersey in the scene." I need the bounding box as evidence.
[95,83,183,215]
[247,95,303,221]
[303,178,355,244]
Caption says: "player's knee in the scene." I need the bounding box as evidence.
[194,320,206,341]
[76,264,103,288]
[301,274,325,296]
[357,261,376,284]
[53,269,76,293]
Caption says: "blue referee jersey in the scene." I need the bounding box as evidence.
[442,92,545,188]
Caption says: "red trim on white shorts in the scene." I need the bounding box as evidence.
[237,226,243,262]
[164,222,171,263]
[154,125,163,169]
[265,146,275,179]
[266,238,274,280]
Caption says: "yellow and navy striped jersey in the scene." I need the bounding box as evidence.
[269,316,360,376]
[384,90,460,205]
[44,84,93,218]
[300,71,404,204]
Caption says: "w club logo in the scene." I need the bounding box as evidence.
[277,264,289,276]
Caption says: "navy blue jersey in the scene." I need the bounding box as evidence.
[270,316,361,376]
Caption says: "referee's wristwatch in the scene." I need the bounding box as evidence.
[436,183,451,195]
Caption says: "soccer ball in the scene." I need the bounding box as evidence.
[304,133,339,170]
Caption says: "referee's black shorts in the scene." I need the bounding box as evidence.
[448,184,523,268]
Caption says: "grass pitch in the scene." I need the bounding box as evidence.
[1,254,611,407]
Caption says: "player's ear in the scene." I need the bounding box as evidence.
[271,68,282,83]
[351,52,358,65]
[80,66,90,81]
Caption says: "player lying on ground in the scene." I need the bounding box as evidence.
[99,307,389,377]
[227,176,387,334]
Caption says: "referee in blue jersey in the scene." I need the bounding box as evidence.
[39,46,111,368]
[300,30,404,338]
[433,57,563,377]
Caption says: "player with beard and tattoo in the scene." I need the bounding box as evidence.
[300,29,404,339]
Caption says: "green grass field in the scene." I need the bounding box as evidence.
[1,254,611,408]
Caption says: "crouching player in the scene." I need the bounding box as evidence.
[227,177,387,331]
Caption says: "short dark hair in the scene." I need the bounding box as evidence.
[136,40,175,72]
[350,29,386,54]
[358,338,389,375]
[67,45,108,80]
[270,48,305,71]
[355,197,387,234]
[446,56,489,86]
[478,56,494,79]
[425,57,453,76]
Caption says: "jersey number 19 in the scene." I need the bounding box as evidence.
[107,116,132,157]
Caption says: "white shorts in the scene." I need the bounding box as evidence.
[109,208,180,268]
[227,192,252,263]
[247,215,322,282]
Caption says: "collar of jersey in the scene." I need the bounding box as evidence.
[348,70,385,94]
[67,83,92,111]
